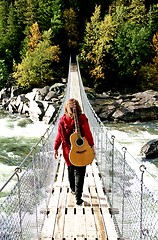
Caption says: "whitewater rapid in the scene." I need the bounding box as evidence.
[1,111,158,198]
[0,114,49,190]
[106,122,158,198]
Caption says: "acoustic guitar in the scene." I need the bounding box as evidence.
[69,106,95,166]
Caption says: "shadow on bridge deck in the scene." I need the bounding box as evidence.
[41,157,117,240]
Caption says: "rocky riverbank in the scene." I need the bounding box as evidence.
[1,85,158,158]
[1,81,158,124]
[89,89,158,123]
[0,79,66,124]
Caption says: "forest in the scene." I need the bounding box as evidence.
[0,0,158,93]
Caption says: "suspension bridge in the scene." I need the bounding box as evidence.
[0,58,158,240]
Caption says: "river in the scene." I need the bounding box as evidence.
[0,108,48,191]
[105,120,158,197]
[0,108,158,196]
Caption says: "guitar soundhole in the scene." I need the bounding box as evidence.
[76,138,84,146]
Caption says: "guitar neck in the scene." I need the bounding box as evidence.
[73,108,81,138]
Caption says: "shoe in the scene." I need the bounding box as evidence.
[76,199,84,205]
[71,190,75,195]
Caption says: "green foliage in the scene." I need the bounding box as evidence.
[13,23,61,89]
[127,0,147,24]
[80,5,116,87]
[38,0,63,33]
[0,0,158,92]
[110,0,155,90]
[147,4,158,35]
[138,64,158,90]
[0,60,9,89]
[50,0,63,35]
[0,1,8,57]
[14,0,27,27]
[138,32,158,91]
[63,8,79,49]
[24,0,38,28]
[113,22,151,77]
[5,4,21,65]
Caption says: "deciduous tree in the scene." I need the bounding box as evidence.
[139,32,158,90]
[111,0,153,90]
[13,23,61,89]
[80,5,116,89]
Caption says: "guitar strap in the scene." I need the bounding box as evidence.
[59,115,75,146]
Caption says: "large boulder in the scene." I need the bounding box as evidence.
[49,83,65,94]
[37,86,50,100]
[42,104,56,124]
[44,91,58,101]
[0,80,66,123]
[29,100,46,121]
[140,139,158,159]
[91,89,158,123]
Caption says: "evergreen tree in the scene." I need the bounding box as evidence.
[50,0,63,36]
[0,60,9,89]
[38,0,63,33]
[14,0,27,59]
[25,0,38,24]
[147,4,158,36]
[5,3,21,68]
[63,7,79,58]
[0,1,8,59]
[14,0,27,28]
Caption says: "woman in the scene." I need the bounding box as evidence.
[54,98,95,205]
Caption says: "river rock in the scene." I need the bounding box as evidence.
[37,86,50,100]
[44,91,58,101]
[49,83,65,94]
[90,89,158,123]
[25,91,36,101]
[0,79,66,123]
[2,84,158,124]
[0,88,11,99]
[140,139,158,159]
[42,104,56,124]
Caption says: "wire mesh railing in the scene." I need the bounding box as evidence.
[93,127,158,240]
[0,124,59,239]
[0,57,71,240]
[0,57,158,239]
[77,57,158,239]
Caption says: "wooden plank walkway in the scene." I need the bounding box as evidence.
[41,157,118,240]
[41,63,118,239]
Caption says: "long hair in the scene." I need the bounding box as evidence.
[64,98,82,118]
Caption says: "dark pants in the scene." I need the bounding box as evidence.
[68,165,86,201]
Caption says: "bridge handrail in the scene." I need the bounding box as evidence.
[76,56,158,239]
[0,57,158,240]
[77,56,158,186]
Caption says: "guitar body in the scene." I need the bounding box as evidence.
[69,132,95,166]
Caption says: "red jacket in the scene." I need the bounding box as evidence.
[54,114,94,166]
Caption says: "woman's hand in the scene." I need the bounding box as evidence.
[54,150,58,159]
[91,145,96,155]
